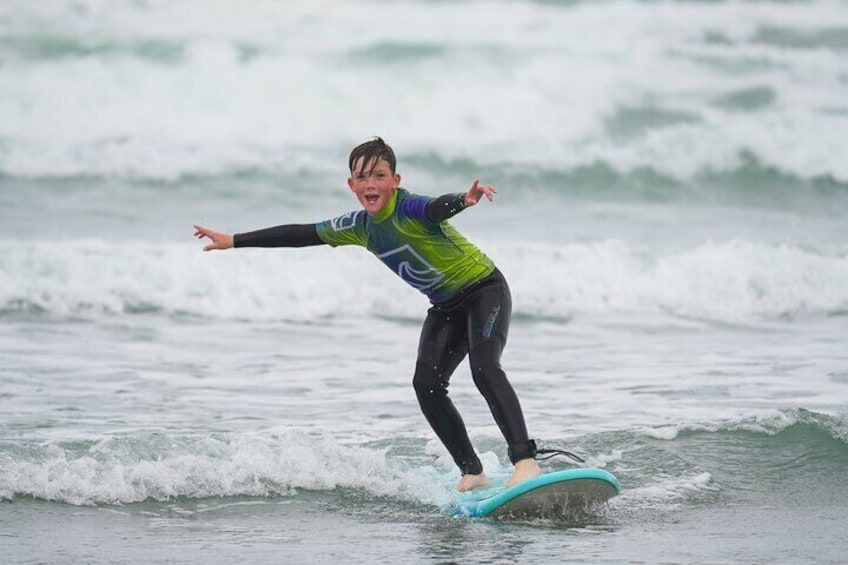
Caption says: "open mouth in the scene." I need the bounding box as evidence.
[364,194,379,204]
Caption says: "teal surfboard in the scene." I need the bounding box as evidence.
[452,468,620,519]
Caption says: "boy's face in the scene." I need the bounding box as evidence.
[347,157,401,215]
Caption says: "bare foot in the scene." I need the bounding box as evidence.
[504,458,542,488]
[456,473,491,492]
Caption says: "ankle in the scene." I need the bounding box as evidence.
[513,458,540,471]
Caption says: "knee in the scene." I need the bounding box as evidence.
[469,360,504,382]
[469,363,511,398]
[413,361,446,399]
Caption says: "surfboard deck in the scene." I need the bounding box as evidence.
[451,468,620,520]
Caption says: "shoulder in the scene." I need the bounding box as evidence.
[397,188,432,221]
[327,209,366,232]
[316,210,367,246]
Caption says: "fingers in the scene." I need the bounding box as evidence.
[193,224,222,243]
[474,182,497,202]
[193,224,210,239]
[202,238,225,252]
[194,225,234,251]
[467,179,497,205]
[194,224,219,251]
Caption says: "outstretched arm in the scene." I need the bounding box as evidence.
[425,179,497,222]
[193,223,323,250]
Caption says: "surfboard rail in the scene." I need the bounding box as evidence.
[452,468,620,519]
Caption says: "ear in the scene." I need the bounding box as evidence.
[347,176,356,193]
[393,173,402,188]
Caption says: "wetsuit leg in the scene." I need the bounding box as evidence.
[413,308,483,475]
[465,273,536,463]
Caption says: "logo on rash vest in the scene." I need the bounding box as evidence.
[330,211,360,232]
[376,244,445,291]
[483,304,501,338]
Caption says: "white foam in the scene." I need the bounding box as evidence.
[3,238,846,322]
[0,429,453,506]
[1,0,846,180]
[636,409,846,442]
[615,471,716,510]
[500,239,848,321]
[638,426,682,441]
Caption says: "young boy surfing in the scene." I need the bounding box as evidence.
[194,137,541,491]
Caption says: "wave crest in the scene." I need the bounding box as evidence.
[2,239,846,322]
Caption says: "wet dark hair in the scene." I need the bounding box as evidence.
[348,137,397,175]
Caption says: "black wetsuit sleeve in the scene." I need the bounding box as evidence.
[425,193,467,222]
[233,224,324,248]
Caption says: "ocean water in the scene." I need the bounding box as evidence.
[2,0,848,563]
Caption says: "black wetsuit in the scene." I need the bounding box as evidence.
[414,267,534,474]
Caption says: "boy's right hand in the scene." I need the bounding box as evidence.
[193,224,234,251]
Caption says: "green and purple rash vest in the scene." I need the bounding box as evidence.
[316,189,495,304]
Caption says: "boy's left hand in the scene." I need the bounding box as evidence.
[464,179,497,206]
